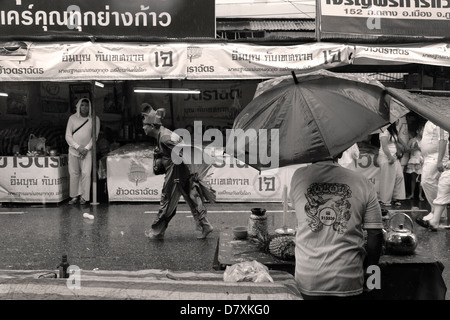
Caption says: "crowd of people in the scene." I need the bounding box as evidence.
[374,117,450,232]
[374,117,450,221]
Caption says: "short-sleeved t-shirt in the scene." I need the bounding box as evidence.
[289,161,383,297]
[419,121,449,162]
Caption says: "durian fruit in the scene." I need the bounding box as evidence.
[251,231,273,254]
[268,235,295,261]
[251,232,296,261]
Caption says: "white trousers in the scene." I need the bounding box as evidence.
[421,160,441,213]
[378,156,406,204]
[435,170,450,205]
[68,151,92,201]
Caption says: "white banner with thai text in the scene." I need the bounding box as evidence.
[107,152,164,202]
[0,41,353,81]
[0,155,69,203]
[353,43,450,67]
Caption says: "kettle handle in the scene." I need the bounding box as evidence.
[389,212,414,231]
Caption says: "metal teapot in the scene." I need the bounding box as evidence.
[384,213,418,255]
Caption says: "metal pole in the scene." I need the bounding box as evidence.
[90,80,99,205]
[315,0,321,42]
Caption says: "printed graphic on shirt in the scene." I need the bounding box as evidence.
[304,182,352,234]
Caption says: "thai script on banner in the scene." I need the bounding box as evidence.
[0,0,215,38]
[0,41,352,81]
[353,43,450,66]
[0,155,68,168]
[0,155,69,203]
[320,0,450,37]
[1,41,450,80]
[323,0,450,19]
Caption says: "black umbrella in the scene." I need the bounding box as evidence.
[228,70,402,170]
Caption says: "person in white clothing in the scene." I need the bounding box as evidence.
[338,143,360,170]
[418,121,449,221]
[405,124,425,201]
[377,122,406,206]
[65,98,100,205]
[416,160,450,231]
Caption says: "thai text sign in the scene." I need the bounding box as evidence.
[172,81,258,137]
[353,43,450,66]
[0,0,215,39]
[0,155,69,203]
[0,41,352,81]
[320,0,450,38]
[106,155,164,202]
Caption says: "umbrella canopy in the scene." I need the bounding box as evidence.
[229,69,394,170]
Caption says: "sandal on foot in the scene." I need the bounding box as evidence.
[415,217,438,232]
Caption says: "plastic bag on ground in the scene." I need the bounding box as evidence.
[223,260,274,283]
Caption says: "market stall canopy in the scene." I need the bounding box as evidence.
[386,88,450,133]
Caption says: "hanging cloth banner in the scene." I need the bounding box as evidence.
[0,41,353,81]
[353,43,450,67]
[184,42,353,79]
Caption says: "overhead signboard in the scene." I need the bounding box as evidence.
[319,0,450,38]
[0,0,215,39]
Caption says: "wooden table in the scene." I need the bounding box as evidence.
[370,251,447,300]
[214,228,295,275]
[215,228,447,300]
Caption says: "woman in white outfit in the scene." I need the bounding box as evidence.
[419,121,449,221]
[377,122,406,206]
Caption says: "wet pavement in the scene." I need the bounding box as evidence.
[0,198,449,300]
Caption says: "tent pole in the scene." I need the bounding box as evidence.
[90,80,99,206]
